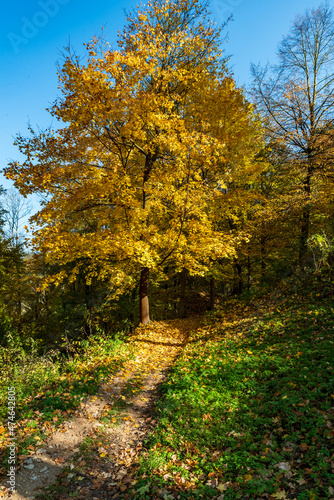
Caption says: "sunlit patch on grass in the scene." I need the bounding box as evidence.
[138,286,334,498]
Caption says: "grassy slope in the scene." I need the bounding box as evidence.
[137,281,334,499]
[1,277,334,499]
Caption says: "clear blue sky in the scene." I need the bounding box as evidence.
[1,0,331,208]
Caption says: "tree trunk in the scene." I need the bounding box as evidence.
[139,153,154,325]
[247,255,251,291]
[179,268,186,319]
[139,267,150,324]
[260,235,266,281]
[299,205,311,267]
[208,277,215,310]
[233,258,243,295]
[84,283,93,335]
[298,163,312,267]
[221,281,225,295]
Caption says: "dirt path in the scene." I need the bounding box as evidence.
[0,317,200,499]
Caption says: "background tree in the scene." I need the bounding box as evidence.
[251,3,334,267]
[0,188,32,247]
[0,187,28,338]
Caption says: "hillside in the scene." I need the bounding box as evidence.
[1,277,334,499]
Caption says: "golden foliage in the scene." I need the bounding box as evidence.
[5,0,264,297]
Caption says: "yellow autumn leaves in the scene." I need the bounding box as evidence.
[5,0,265,305]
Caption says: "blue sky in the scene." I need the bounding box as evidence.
[1,0,331,211]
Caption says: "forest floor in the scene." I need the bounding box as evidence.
[1,278,334,499]
[0,316,201,500]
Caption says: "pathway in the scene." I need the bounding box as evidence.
[0,317,200,500]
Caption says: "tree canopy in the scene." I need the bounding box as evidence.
[6,0,264,323]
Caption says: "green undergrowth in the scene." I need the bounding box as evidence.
[0,331,132,473]
[138,280,334,499]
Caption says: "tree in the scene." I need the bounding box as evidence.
[1,188,32,247]
[0,186,28,338]
[6,0,263,323]
[251,3,334,266]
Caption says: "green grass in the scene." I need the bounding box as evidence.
[2,275,334,499]
[0,331,132,472]
[137,283,334,499]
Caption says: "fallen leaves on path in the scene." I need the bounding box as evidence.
[0,317,201,499]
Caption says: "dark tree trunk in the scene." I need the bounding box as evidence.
[221,281,225,295]
[298,163,312,267]
[233,258,243,295]
[179,268,186,319]
[247,255,251,291]
[84,283,92,310]
[138,153,157,325]
[260,235,266,281]
[299,204,311,267]
[84,283,93,335]
[139,267,150,324]
[208,277,215,310]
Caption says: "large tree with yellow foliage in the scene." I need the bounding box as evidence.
[6,0,264,323]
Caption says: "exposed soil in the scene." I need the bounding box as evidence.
[0,317,200,499]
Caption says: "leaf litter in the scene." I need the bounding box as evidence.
[0,317,200,499]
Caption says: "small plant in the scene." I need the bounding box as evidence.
[307,232,334,270]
